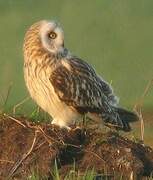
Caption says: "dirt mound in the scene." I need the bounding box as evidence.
[0,115,153,179]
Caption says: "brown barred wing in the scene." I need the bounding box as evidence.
[50,65,102,112]
[68,57,119,106]
[50,62,124,129]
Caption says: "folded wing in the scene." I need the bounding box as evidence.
[50,57,124,129]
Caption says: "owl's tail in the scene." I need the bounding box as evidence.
[116,107,138,131]
[88,106,138,132]
[102,107,138,132]
[104,107,139,132]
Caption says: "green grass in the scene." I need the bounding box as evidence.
[28,160,96,180]
[28,160,153,180]
[27,171,40,180]
[0,0,153,112]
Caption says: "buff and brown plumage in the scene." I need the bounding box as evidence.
[23,20,138,131]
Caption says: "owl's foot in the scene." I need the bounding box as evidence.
[51,119,71,131]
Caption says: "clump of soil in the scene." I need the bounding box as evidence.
[0,114,153,179]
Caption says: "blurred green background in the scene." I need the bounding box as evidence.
[0,0,152,113]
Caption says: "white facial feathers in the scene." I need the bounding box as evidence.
[40,20,64,54]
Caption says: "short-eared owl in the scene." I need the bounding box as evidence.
[23,20,138,131]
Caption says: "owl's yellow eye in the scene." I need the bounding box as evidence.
[49,32,57,39]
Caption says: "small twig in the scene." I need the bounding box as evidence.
[13,97,30,115]
[139,108,144,142]
[0,92,4,105]
[3,114,26,128]
[26,121,64,145]
[37,125,65,145]
[8,130,38,178]
[65,143,82,149]
[26,122,53,144]
[0,159,14,164]
[130,171,134,180]
[84,149,106,163]
[34,141,46,151]
[133,79,153,142]
[134,79,153,111]
[141,79,153,100]
[3,82,13,107]
[37,126,53,144]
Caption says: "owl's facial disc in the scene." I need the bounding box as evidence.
[40,21,64,54]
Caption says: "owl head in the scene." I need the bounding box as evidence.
[39,20,64,54]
